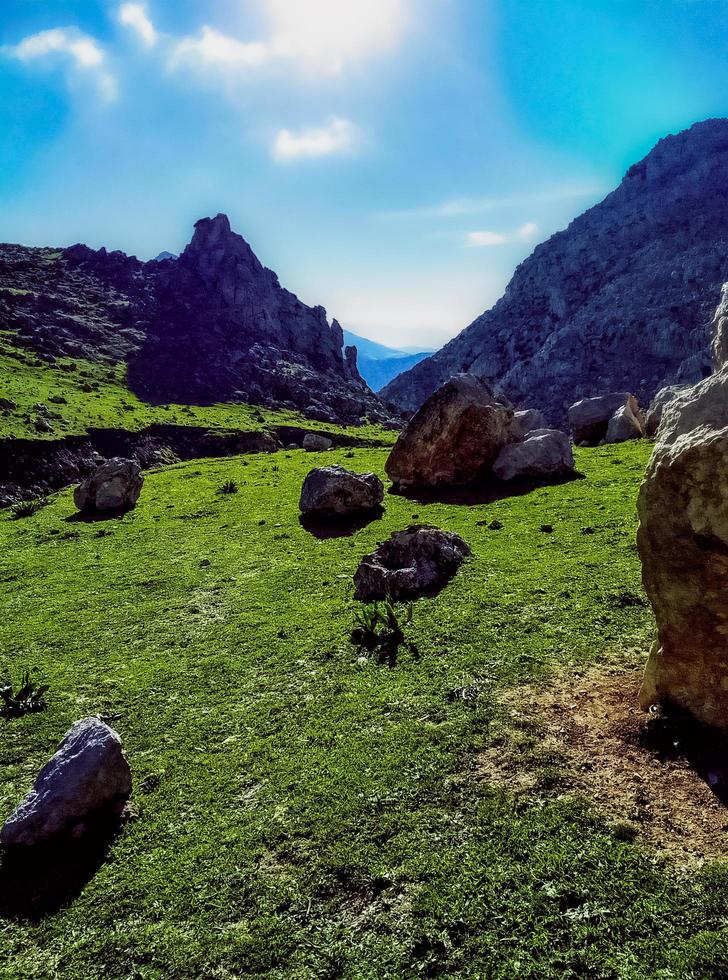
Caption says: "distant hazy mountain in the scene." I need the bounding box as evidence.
[382,118,728,422]
[343,329,432,391]
[154,251,177,262]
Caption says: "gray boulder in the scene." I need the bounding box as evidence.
[510,408,547,439]
[568,392,642,445]
[354,525,471,600]
[302,433,333,452]
[299,465,384,516]
[644,385,690,437]
[606,403,644,443]
[493,429,574,481]
[385,375,515,488]
[74,458,143,512]
[0,718,132,846]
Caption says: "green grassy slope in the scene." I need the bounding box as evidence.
[0,336,394,444]
[1,443,727,979]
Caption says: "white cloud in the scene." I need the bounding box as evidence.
[4,27,116,100]
[465,223,540,248]
[266,0,408,74]
[379,184,605,221]
[171,0,409,81]
[119,3,157,47]
[172,25,268,71]
[518,221,539,239]
[465,231,508,248]
[273,118,359,162]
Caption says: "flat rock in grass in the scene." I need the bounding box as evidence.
[299,465,384,516]
[302,433,333,452]
[0,718,131,847]
[74,457,143,512]
[354,525,471,600]
[492,428,574,481]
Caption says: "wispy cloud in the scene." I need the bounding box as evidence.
[273,118,359,162]
[379,183,605,221]
[171,26,268,72]
[3,27,117,101]
[170,0,409,81]
[465,222,540,248]
[119,3,157,48]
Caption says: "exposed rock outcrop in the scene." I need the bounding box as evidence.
[0,215,396,428]
[637,289,728,729]
[354,525,471,600]
[1,718,131,846]
[74,457,143,512]
[385,375,515,489]
[299,465,384,516]
[492,429,574,481]
[382,120,728,423]
[303,433,333,452]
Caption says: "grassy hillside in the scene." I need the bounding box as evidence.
[0,335,394,444]
[1,441,727,978]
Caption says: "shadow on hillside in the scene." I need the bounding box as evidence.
[299,506,384,539]
[389,471,585,506]
[0,812,126,921]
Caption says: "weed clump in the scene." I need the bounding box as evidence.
[10,497,47,520]
[217,480,239,495]
[0,669,49,719]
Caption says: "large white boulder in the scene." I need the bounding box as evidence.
[1,718,132,846]
[299,465,384,516]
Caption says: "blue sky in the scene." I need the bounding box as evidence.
[0,0,726,348]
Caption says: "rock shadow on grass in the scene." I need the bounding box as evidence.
[65,505,136,524]
[388,470,584,506]
[0,808,129,921]
[299,505,384,540]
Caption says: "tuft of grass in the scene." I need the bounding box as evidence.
[10,497,47,519]
[0,668,49,719]
[217,479,239,495]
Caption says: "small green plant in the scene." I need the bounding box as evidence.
[10,497,47,519]
[217,480,239,495]
[0,669,49,719]
[352,599,415,659]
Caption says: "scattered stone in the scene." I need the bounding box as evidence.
[354,525,471,600]
[34,417,54,434]
[540,524,554,533]
[48,395,67,405]
[200,558,211,567]
[74,458,143,513]
[385,375,515,488]
[0,397,16,412]
[0,718,132,846]
[488,520,504,531]
[638,354,728,730]
[302,433,333,452]
[299,465,384,516]
[568,392,642,445]
[492,428,574,481]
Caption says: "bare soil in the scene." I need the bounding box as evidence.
[479,665,728,862]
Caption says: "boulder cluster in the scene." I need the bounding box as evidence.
[385,375,574,490]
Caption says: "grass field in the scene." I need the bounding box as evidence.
[0,338,393,445]
[1,441,727,979]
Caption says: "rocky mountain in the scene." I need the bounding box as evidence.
[382,119,728,423]
[0,215,394,427]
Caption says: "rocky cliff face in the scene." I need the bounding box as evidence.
[0,215,393,427]
[382,119,728,423]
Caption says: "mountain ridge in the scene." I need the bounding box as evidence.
[382,118,728,422]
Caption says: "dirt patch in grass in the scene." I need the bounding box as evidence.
[479,666,728,862]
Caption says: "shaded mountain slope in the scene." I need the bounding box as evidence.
[382,119,728,422]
